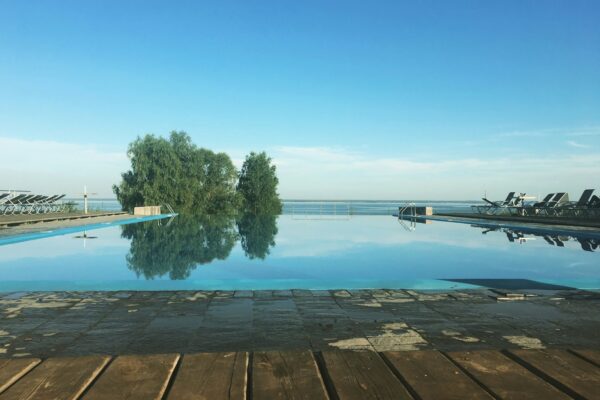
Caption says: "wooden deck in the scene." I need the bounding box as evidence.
[1,349,599,399]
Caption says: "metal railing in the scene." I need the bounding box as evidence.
[397,202,417,231]
[289,202,351,220]
[282,201,403,216]
[398,202,416,218]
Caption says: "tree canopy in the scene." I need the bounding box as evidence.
[114,132,283,215]
[237,152,282,214]
[113,131,239,214]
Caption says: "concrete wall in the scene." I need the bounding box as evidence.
[417,206,433,216]
[399,206,433,216]
[134,206,162,216]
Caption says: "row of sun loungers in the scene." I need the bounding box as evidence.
[472,189,600,217]
[0,193,67,215]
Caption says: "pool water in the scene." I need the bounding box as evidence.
[0,215,597,291]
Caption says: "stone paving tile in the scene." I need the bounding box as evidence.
[144,315,205,332]
[306,319,372,351]
[251,297,310,350]
[0,289,599,357]
[0,317,51,336]
[189,331,253,352]
[183,297,254,353]
[214,290,234,299]
[447,290,494,301]
[348,289,375,299]
[405,290,453,301]
[331,290,352,298]
[253,291,274,298]
[292,289,313,297]
[61,333,137,356]
[386,289,413,298]
[5,332,80,358]
[272,290,293,297]
[169,291,211,301]
[201,298,252,329]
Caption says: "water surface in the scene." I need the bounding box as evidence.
[0,215,597,291]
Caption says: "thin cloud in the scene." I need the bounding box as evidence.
[3,137,600,200]
[269,145,600,199]
[566,140,590,149]
[496,130,550,138]
[567,128,600,137]
[463,125,600,147]
[495,126,600,139]
[274,146,359,162]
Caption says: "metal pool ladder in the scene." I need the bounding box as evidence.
[398,202,417,231]
[164,203,176,214]
[161,203,177,226]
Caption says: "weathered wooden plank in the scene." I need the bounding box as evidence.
[572,349,600,367]
[321,351,412,400]
[83,353,179,400]
[167,352,247,400]
[510,349,600,400]
[0,359,41,394]
[0,355,110,400]
[448,351,570,400]
[384,351,492,399]
[252,351,328,400]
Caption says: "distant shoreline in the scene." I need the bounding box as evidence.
[64,198,483,203]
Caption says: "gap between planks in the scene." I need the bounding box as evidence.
[0,350,599,400]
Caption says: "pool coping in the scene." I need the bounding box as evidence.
[0,213,177,246]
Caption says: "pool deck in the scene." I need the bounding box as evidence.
[1,289,599,358]
[1,289,600,398]
[0,212,132,238]
[0,211,128,227]
[436,212,600,230]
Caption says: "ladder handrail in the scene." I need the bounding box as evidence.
[399,202,416,218]
[163,203,176,214]
[397,202,417,231]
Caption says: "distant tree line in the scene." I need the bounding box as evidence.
[113,131,282,215]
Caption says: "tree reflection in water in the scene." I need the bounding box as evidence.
[237,213,278,259]
[121,213,278,279]
[121,215,238,279]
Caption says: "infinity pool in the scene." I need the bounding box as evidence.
[0,215,598,291]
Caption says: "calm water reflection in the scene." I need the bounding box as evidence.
[122,214,279,279]
[237,213,278,260]
[468,223,599,252]
[0,215,597,291]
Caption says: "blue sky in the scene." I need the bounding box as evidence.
[1,1,599,199]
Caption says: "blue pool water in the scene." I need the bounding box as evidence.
[0,215,598,291]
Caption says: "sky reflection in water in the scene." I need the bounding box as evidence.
[0,215,597,291]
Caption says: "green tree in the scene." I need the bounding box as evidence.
[237,152,282,214]
[236,213,278,259]
[113,131,239,214]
